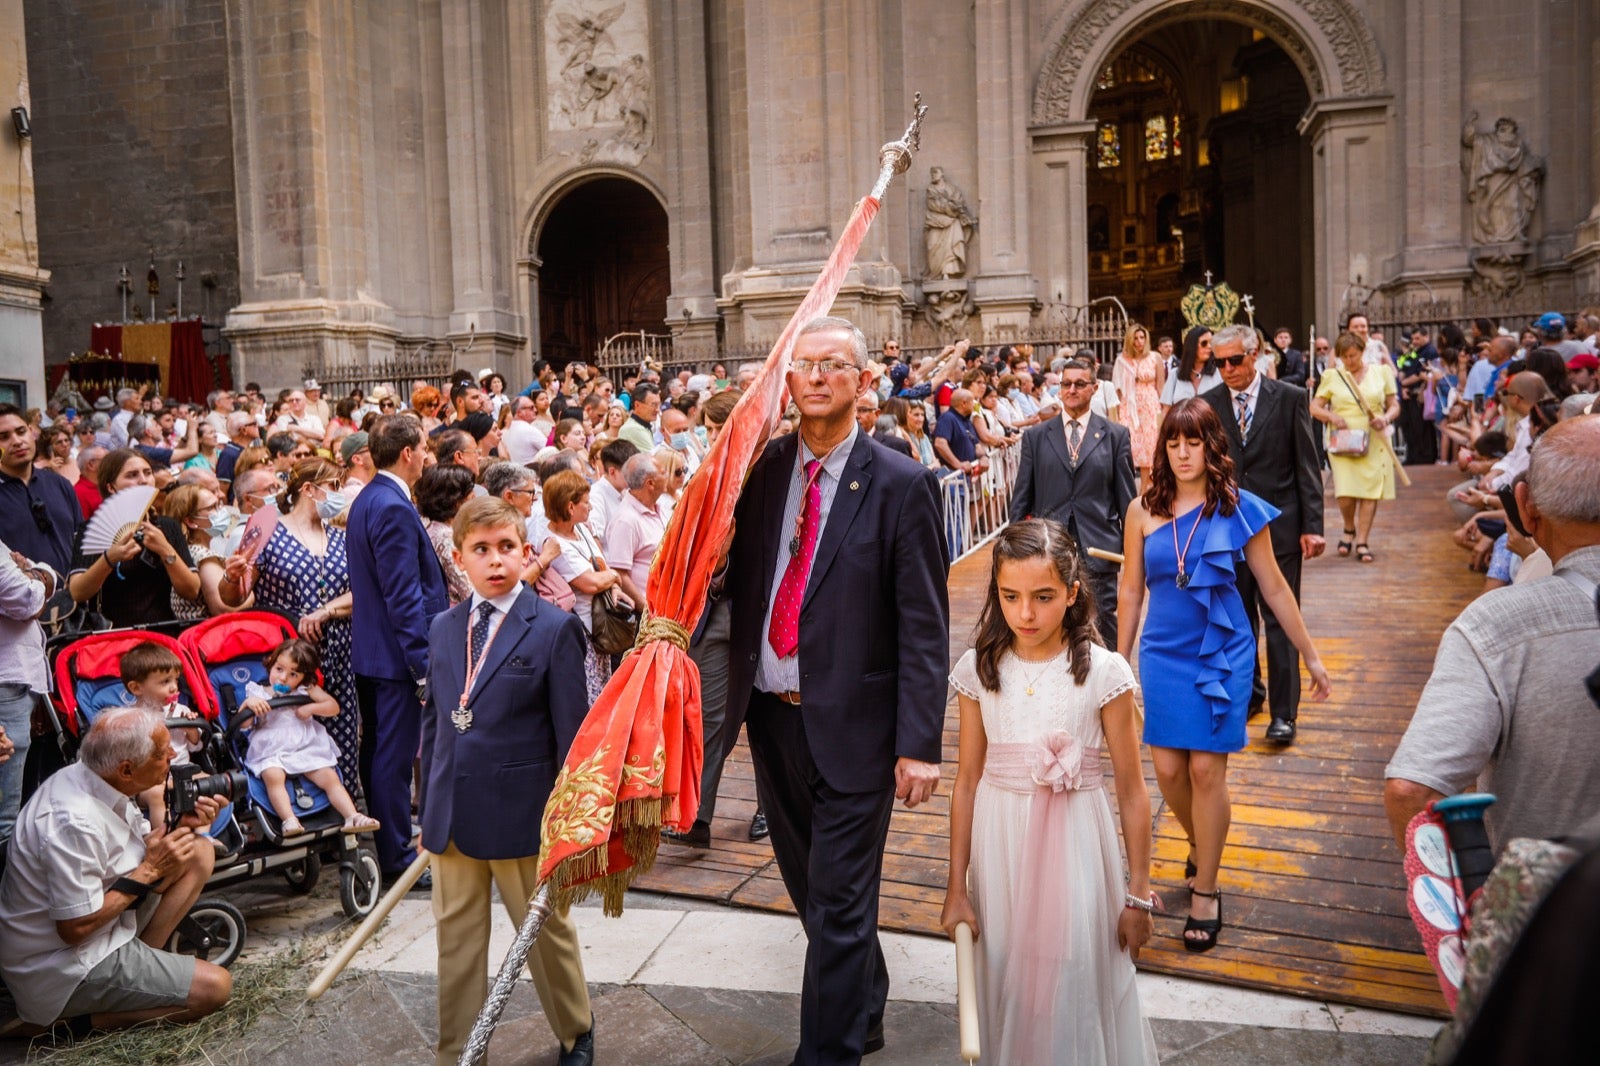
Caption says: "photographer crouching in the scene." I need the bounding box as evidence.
[0,706,232,1036]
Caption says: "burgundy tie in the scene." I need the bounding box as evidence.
[767,459,822,658]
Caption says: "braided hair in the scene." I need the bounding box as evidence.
[971,518,1100,692]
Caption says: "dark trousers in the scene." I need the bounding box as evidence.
[357,674,422,874]
[1085,564,1119,649]
[746,692,893,1066]
[1234,549,1303,721]
[688,600,732,828]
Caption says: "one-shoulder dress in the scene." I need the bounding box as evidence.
[1139,490,1280,753]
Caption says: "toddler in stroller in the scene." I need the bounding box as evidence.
[118,641,205,832]
[238,638,377,838]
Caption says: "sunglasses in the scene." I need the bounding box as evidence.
[378,401,396,409]
[1216,354,1251,368]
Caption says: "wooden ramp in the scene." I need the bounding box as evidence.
[636,465,1475,1016]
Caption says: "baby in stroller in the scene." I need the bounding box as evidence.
[239,638,377,837]
[119,641,203,831]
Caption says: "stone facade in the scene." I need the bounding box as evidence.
[1,1,46,407]
[16,0,1600,391]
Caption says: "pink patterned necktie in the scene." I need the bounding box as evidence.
[767,459,822,658]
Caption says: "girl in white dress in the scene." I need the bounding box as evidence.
[241,638,378,837]
[942,519,1159,1065]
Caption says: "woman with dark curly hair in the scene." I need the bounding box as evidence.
[415,463,477,605]
[1116,399,1331,953]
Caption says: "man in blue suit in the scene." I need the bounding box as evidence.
[345,414,448,884]
[723,316,950,1065]
[421,497,593,1066]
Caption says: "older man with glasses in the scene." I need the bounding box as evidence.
[0,404,82,579]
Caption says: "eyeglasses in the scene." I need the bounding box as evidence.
[378,401,395,410]
[1215,354,1251,368]
[855,406,878,414]
[790,358,857,377]
[1058,380,1095,391]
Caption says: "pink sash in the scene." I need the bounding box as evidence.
[984,735,1105,1052]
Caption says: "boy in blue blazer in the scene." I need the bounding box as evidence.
[421,497,594,1066]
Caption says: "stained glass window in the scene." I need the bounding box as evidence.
[1096,123,1121,168]
[1097,65,1116,90]
[1145,116,1169,161]
[1172,114,1182,156]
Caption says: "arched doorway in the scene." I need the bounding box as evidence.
[1084,26,1312,336]
[536,177,670,366]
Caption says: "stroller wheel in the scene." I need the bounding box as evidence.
[284,853,323,895]
[167,897,247,968]
[340,850,382,918]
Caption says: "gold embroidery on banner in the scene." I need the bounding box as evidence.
[541,745,617,848]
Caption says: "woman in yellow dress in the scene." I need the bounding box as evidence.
[1310,331,1400,563]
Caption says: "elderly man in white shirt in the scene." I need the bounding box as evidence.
[501,394,544,464]
[0,707,231,1034]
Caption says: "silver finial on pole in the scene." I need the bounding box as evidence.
[871,93,929,200]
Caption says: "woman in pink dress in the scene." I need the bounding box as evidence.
[1112,322,1165,484]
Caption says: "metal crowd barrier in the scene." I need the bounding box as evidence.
[938,439,1022,564]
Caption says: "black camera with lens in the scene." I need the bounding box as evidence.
[166,763,246,830]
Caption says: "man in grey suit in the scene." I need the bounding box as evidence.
[1008,356,1137,646]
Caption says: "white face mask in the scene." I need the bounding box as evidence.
[205,508,237,538]
[315,489,351,521]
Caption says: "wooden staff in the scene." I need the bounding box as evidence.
[954,921,980,1062]
[1378,429,1413,487]
[1085,546,1125,566]
[306,850,432,1001]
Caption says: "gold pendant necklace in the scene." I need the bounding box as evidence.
[1015,648,1064,696]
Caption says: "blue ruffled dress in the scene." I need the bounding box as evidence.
[1139,490,1280,753]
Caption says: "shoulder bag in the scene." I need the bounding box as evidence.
[578,526,639,656]
[1327,369,1372,457]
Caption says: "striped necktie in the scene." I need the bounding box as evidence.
[1236,393,1252,444]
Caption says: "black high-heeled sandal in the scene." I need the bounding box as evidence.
[1184,888,1223,953]
[1356,542,1375,563]
[1336,530,1356,557]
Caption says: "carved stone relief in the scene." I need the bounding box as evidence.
[1031,0,1387,125]
[1461,112,1545,297]
[546,2,653,165]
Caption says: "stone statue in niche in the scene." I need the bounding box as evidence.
[924,167,976,279]
[1461,112,1545,295]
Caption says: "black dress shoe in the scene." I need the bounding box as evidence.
[382,866,432,893]
[865,1018,885,1054]
[1265,717,1296,744]
[662,821,711,849]
[559,1019,595,1066]
[749,810,770,841]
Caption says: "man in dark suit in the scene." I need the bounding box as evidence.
[1271,327,1309,388]
[724,316,949,1065]
[346,414,449,883]
[1008,356,1136,647]
[421,497,593,1066]
[1203,325,1326,744]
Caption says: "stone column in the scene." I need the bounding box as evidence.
[1299,98,1394,333]
[660,0,720,348]
[0,0,48,406]
[1028,121,1096,308]
[970,0,1037,335]
[1393,0,1469,294]
[439,0,523,375]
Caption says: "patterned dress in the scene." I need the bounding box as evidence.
[1115,353,1164,469]
[253,523,359,783]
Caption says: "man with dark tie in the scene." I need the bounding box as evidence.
[1007,357,1136,647]
[724,316,949,1065]
[1203,324,1325,744]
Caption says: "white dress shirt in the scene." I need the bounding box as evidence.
[0,544,47,692]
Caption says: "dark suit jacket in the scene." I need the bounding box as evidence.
[1008,414,1136,571]
[725,432,950,794]
[1202,377,1324,556]
[346,472,449,681]
[420,587,588,860]
[1274,346,1309,388]
[873,428,915,460]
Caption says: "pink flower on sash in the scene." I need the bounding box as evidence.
[1026,730,1084,793]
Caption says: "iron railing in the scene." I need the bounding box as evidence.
[938,438,1022,565]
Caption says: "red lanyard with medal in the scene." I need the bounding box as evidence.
[451,608,501,733]
[1171,507,1204,589]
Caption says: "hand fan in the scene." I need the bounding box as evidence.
[79,485,159,556]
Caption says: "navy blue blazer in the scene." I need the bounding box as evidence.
[724,431,950,794]
[345,473,448,682]
[420,587,589,861]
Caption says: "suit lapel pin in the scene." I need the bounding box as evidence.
[849,481,860,491]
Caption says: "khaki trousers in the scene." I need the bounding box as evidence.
[431,843,591,1066]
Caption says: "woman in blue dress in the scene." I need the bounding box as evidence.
[222,457,361,786]
[1117,399,1332,952]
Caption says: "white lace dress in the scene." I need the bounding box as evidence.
[950,643,1158,1065]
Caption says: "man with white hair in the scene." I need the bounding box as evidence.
[604,451,667,614]
[202,390,233,437]
[0,707,231,1033]
[502,395,543,464]
[1386,416,1600,852]
[274,390,324,444]
[108,388,140,449]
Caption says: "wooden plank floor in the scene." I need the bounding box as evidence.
[636,465,1475,1017]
